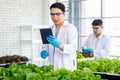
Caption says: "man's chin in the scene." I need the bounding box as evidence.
[54,22,60,25]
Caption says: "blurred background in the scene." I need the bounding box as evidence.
[0,0,120,66]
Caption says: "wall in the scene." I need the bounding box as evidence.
[0,0,49,59]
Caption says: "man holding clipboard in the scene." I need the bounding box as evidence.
[40,2,78,71]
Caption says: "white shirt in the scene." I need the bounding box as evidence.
[42,21,78,70]
[84,33,111,59]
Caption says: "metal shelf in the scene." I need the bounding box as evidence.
[19,25,49,66]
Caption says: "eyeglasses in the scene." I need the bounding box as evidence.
[92,27,99,30]
[50,13,63,16]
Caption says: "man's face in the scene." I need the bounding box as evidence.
[92,25,103,37]
[50,8,65,26]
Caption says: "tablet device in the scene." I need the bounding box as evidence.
[40,28,53,44]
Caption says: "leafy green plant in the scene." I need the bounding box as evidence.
[76,51,84,59]
[0,63,100,80]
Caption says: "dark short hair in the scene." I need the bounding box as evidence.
[50,2,65,13]
[92,19,103,26]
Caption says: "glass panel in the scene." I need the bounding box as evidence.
[103,18,120,36]
[104,0,120,17]
[103,18,120,56]
[81,19,94,36]
[110,37,120,56]
[81,0,101,18]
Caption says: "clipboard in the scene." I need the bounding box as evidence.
[40,28,53,44]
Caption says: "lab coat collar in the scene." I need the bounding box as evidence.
[51,21,68,36]
[62,21,69,27]
[94,32,104,39]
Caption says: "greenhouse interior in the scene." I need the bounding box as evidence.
[0,0,120,80]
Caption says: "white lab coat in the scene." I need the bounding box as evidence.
[42,21,78,71]
[84,33,111,59]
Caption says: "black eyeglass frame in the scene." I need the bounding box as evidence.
[50,13,64,16]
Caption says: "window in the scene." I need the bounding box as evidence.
[104,0,120,56]
[59,0,120,56]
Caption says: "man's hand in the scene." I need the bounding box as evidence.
[86,48,94,54]
[46,35,60,48]
[82,48,94,53]
[40,50,48,59]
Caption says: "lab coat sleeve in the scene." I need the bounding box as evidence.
[62,25,78,54]
[84,37,90,48]
[95,36,111,58]
[83,34,93,48]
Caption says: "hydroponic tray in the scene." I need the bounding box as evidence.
[0,61,27,68]
[93,72,120,80]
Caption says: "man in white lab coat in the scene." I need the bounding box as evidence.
[40,2,78,71]
[82,19,111,59]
